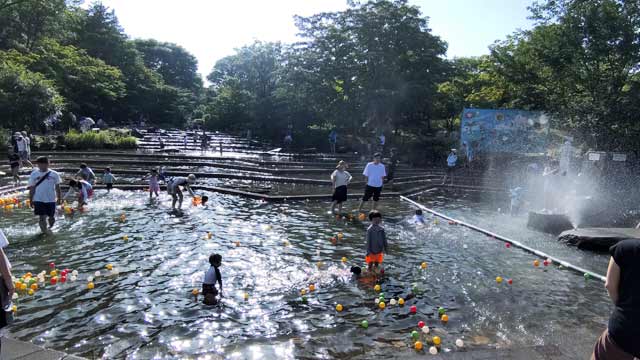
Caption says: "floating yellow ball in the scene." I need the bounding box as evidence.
[123,235,128,241]
[374,284,381,292]
[30,283,38,291]
[398,298,405,306]
[337,233,344,239]
[378,301,385,309]
[421,262,428,269]
[433,336,441,345]
[309,284,316,292]
[192,288,199,296]
[243,292,249,300]
[341,257,347,263]
[106,264,113,271]
[496,276,503,284]
[414,341,423,350]
[533,259,540,267]
[206,232,212,239]
[336,304,343,312]
[87,282,95,290]
[300,289,307,296]
[28,289,34,296]
[441,314,449,323]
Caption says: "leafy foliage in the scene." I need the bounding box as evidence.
[62,129,137,149]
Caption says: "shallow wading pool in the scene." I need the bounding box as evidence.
[2,189,610,359]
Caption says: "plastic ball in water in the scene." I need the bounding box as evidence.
[60,276,66,283]
[438,307,446,315]
[390,299,397,306]
[456,339,464,347]
[207,232,212,239]
[50,277,57,285]
[30,283,37,291]
[106,264,113,271]
[543,260,550,266]
[421,262,428,270]
[441,314,449,323]
[411,330,419,340]
[72,270,78,277]
[505,243,511,248]
[341,257,347,263]
[87,276,94,283]
[70,276,77,282]
[422,326,430,334]
[361,320,368,329]
[378,292,384,299]
[584,273,591,280]
[301,296,307,303]
[330,237,337,245]
[243,293,249,300]
[11,305,17,313]
[374,284,381,292]
[358,213,366,221]
[49,262,56,269]
[374,298,380,305]
[429,346,438,355]
[28,289,34,296]
[122,235,128,241]
[337,233,344,240]
[378,301,385,310]
[415,341,423,351]
[398,298,405,306]
[533,260,540,267]
[496,276,503,284]
[87,282,95,290]
[94,271,101,277]
[380,268,384,275]
[418,321,425,328]
[192,289,199,296]
[309,284,316,292]
[507,279,513,285]
[410,305,417,314]
[300,289,307,296]
[433,336,441,345]
[50,270,57,277]
[336,304,343,312]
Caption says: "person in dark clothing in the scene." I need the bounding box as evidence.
[202,253,223,305]
[591,239,640,359]
[365,210,388,272]
[385,148,399,186]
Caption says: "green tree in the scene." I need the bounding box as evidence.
[134,39,203,91]
[0,59,63,129]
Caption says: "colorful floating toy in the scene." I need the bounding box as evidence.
[441,314,449,323]
[448,220,456,225]
[505,243,511,248]
[438,307,446,315]
[456,339,464,347]
[336,304,343,312]
[361,320,368,329]
[374,284,381,292]
[507,278,513,285]
[433,336,441,345]
[422,326,430,334]
[243,293,249,300]
[123,235,129,241]
[49,262,55,269]
[584,273,591,280]
[358,213,366,221]
[418,321,425,328]
[378,301,385,310]
[398,298,405,306]
[496,276,503,284]
[337,233,344,240]
[192,288,199,296]
[309,284,316,292]
[300,289,306,296]
[301,296,307,303]
[411,330,419,340]
[533,259,540,267]
[543,260,550,266]
[429,346,438,355]
[390,299,397,306]
[421,262,428,270]
[415,341,423,351]
[207,232,212,239]
[87,282,94,290]
[106,264,113,271]
[410,305,417,314]
[341,257,347,263]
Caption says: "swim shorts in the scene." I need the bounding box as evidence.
[365,253,384,264]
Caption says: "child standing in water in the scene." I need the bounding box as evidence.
[148,168,160,198]
[202,253,222,305]
[9,153,20,185]
[365,210,388,272]
[102,168,116,192]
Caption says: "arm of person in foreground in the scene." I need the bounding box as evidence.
[186,185,196,197]
[605,256,620,304]
[0,249,14,300]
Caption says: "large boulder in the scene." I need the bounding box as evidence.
[527,212,574,235]
[558,228,640,252]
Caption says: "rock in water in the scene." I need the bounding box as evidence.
[558,227,640,251]
[527,212,574,235]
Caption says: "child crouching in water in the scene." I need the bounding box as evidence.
[365,210,387,272]
[202,253,222,305]
[67,179,93,209]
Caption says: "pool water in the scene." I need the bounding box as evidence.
[2,189,611,359]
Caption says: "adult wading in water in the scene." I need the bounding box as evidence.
[167,174,196,210]
[357,153,386,213]
[330,161,352,214]
[28,157,62,234]
[591,239,640,360]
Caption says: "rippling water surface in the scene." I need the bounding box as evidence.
[2,189,611,359]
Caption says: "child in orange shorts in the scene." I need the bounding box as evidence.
[365,210,387,272]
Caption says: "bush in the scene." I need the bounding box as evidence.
[62,130,138,150]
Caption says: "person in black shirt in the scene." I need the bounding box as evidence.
[591,239,640,359]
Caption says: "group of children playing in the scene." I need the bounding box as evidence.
[200,210,391,306]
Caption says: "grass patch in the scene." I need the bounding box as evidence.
[63,129,138,150]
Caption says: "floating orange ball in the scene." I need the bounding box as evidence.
[441,314,449,323]
[534,260,540,267]
[309,284,316,292]
[415,341,423,350]
[358,213,366,221]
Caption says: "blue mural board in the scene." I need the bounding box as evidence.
[460,108,549,154]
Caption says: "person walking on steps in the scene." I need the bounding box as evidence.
[442,149,458,185]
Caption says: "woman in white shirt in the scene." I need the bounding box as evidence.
[330,161,352,214]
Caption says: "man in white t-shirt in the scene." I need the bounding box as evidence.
[358,153,387,212]
[28,157,62,234]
